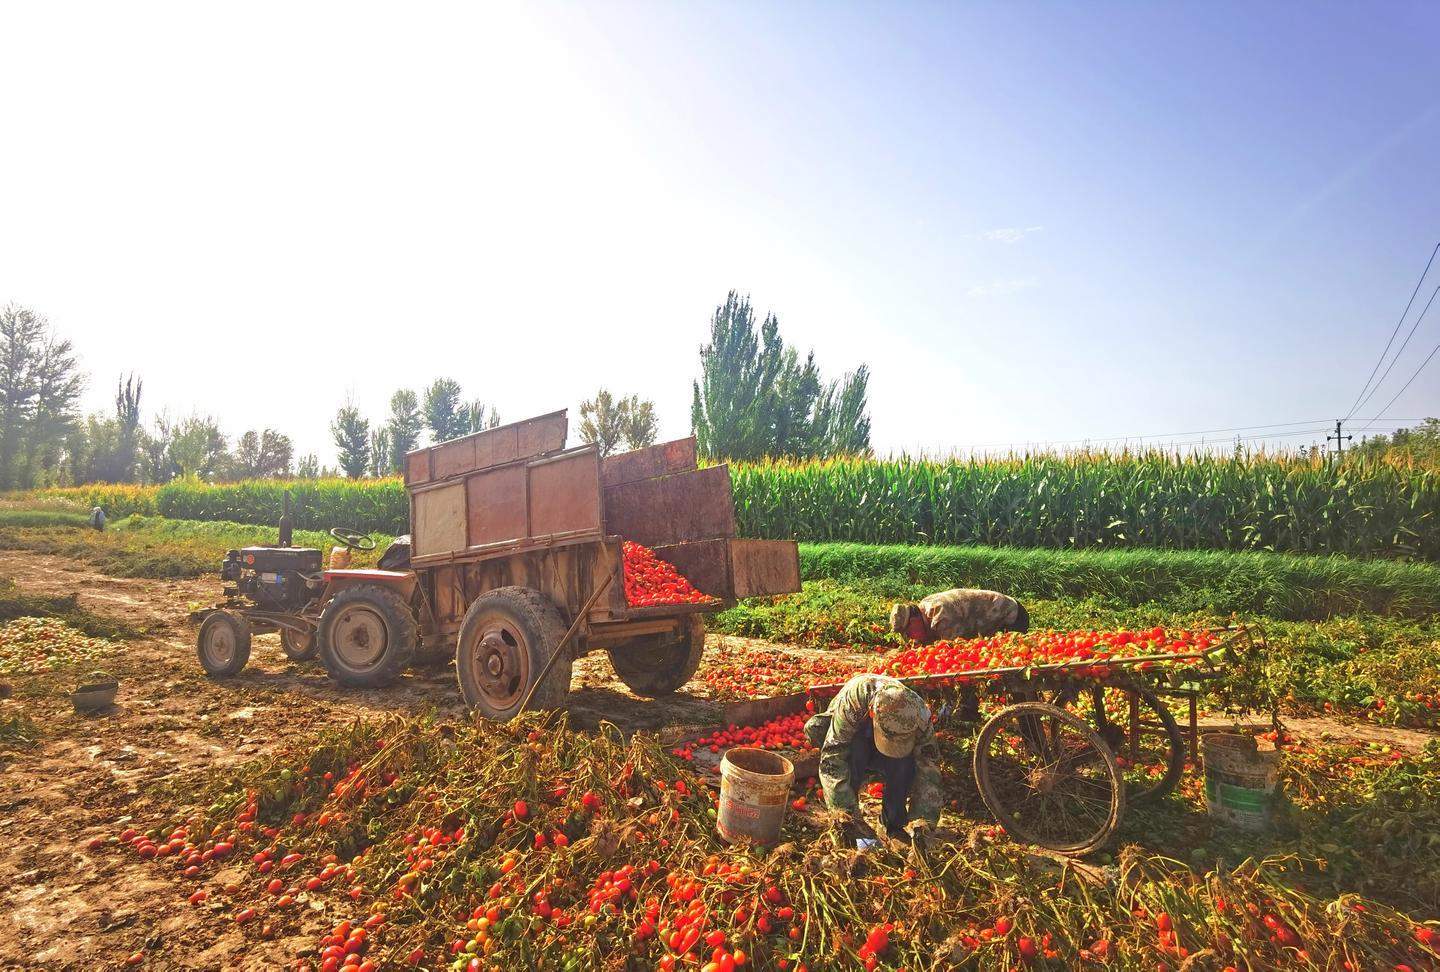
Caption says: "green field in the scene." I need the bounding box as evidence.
[32,446,1440,559]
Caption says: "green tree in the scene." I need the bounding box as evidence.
[424,378,468,443]
[580,389,658,457]
[169,415,228,479]
[465,400,500,434]
[1352,418,1440,464]
[0,304,46,488]
[22,328,84,485]
[296,453,321,479]
[230,429,294,479]
[384,389,424,472]
[368,427,391,478]
[691,291,870,459]
[331,403,371,478]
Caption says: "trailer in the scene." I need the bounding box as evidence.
[401,411,801,719]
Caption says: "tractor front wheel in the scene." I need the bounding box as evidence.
[197,611,252,678]
[607,616,705,697]
[281,627,319,662]
[318,585,417,688]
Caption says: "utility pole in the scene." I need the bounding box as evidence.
[1327,419,1352,458]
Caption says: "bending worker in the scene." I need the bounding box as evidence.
[805,673,941,844]
[890,588,1028,643]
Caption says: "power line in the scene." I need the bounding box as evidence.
[1350,285,1440,418]
[1344,241,1440,420]
[1358,337,1440,430]
[956,419,1341,450]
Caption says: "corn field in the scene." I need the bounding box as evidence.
[32,450,1440,559]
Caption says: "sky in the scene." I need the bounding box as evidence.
[1,1,1438,465]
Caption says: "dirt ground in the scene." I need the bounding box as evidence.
[0,550,1433,970]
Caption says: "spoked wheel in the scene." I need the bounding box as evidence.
[318,585,416,687]
[974,701,1125,855]
[281,627,319,662]
[455,586,571,721]
[1050,679,1184,802]
[607,616,705,697]
[197,611,252,678]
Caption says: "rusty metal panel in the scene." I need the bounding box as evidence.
[406,449,431,485]
[467,464,528,546]
[652,539,731,600]
[601,437,698,487]
[529,449,603,539]
[433,565,464,625]
[730,539,802,598]
[413,482,467,557]
[603,465,735,548]
[433,438,477,480]
[518,412,568,458]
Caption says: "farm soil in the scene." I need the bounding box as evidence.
[0,549,1433,970]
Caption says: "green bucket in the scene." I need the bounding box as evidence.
[1201,732,1280,832]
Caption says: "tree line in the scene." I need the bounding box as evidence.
[0,291,873,487]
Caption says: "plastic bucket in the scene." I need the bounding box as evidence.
[1201,733,1280,832]
[717,747,795,845]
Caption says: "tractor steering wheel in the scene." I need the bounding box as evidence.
[329,527,377,551]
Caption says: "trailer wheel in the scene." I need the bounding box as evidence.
[318,585,416,688]
[281,628,319,662]
[607,616,705,697]
[455,586,571,721]
[197,611,252,678]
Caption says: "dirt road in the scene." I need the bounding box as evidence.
[0,551,813,970]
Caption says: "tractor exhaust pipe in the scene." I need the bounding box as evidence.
[279,491,293,548]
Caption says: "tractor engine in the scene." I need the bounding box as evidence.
[220,546,324,612]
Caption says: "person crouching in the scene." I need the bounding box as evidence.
[890,588,1028,643]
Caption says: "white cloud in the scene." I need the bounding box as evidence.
[966,276,1039,298]
[980,225,1044,244]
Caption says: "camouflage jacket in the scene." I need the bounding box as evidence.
[818,674,942,827]
[920,589,1020,641]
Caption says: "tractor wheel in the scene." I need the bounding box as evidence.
[455,586,571,721]
[281,628,319,662]
[318,585,417,688]
[607,616,705,697]
[197,611,252,678]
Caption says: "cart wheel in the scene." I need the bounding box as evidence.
[455,586,571,721]
[607,617,705,697]
[281,628,319,662]
[317,585,416,688]
[974,701,1125,856]
[1060,681,1185,802]
[197,612,252,678]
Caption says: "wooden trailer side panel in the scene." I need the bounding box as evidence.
[425,539,628,633]
[729,539,803,598]
[405,411,567,486]
[602,464,734,549]
[601,437,699,487]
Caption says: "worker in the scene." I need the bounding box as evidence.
[89,507,106,532]
[804,673,941,845]
[889,588,1028,643]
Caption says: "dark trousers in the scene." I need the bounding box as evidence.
[848,722,917,838]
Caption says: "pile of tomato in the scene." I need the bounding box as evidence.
[876,627,1219,680]
[698,644,863,701]
[622,541,718,607]
[672,712,815,761]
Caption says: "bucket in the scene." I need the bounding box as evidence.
[1201,732,1281,832]
[717,747,795,845]
[72,673,119,713]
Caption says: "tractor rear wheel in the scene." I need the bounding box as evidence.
[607,616,705,698]
[197,611,252,678]
[455,586,571,721]
[281,627,319,662]
[318,585,417,688]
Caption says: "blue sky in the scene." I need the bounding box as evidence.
[0,1,1436,462]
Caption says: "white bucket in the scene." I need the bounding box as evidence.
[717,747,795,845]
[1202,732,1281,832]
